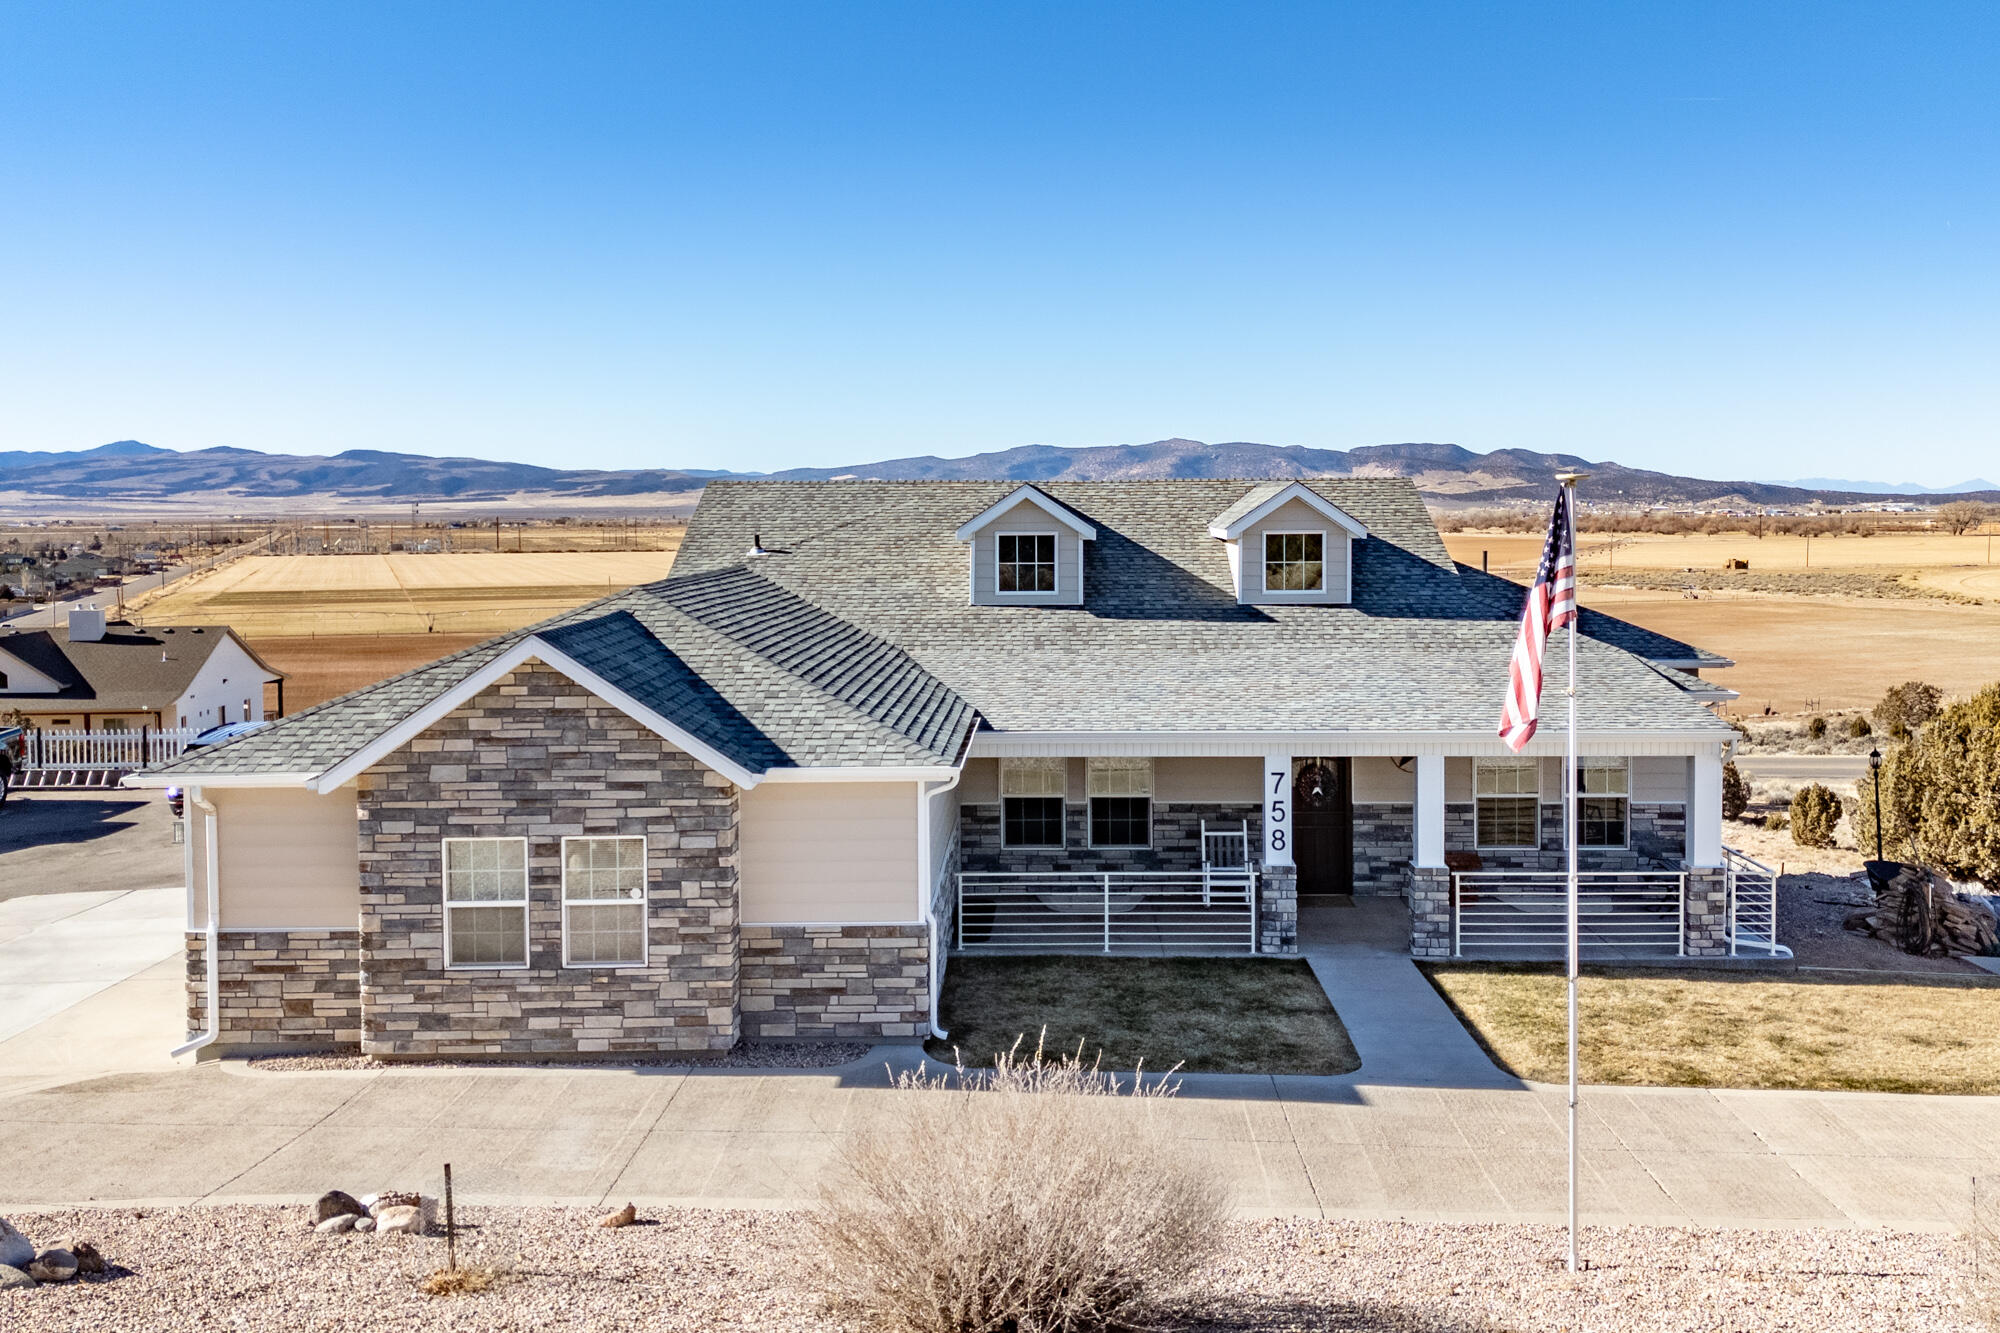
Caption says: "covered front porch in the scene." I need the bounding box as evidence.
[945,738,1756,960]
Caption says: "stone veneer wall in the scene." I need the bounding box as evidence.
[1682,866,1730,957]
[958,801,1262,874]
[739,925,928,1039]
[185,930,361,1053]
[1408,868,1452,959]
[354,662,739,1059]
[1351,803,1414,896]
[1444,801,1688,871]
[1258,865,1299,955]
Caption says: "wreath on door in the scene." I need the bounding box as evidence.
[1296,760,1338,811]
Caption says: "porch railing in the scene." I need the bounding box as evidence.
[1451,870,1687,956]
[956,871,1258,955]
[23,728,196,772]
[1723,846,1783,957]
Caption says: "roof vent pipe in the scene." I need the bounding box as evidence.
[747,532,769,558]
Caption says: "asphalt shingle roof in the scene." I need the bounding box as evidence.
[0,622,280,713]
[672,479,1736,739]
[149,566,978,779]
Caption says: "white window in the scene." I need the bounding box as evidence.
[442,837,530,968]
[562,836,648,966]
[1001,756,1066,848]
[996,533,1057,594]
[1578,759,1630,848]
[1263,531,1326,593]
[1086,757,1153,848]
[1475,759,1540,849]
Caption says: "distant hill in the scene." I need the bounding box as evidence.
[767,439,2000,507]
[1765,475,2000,496]
[2,438,1995,509]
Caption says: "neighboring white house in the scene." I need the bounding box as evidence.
[0,606,284,731]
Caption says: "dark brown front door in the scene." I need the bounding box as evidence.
[1294,758,1354,897]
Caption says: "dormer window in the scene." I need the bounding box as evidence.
[955,485,1096,607]
[996,533,1057,594]
[1263,532,1325,594]
[1209,482,1367,605]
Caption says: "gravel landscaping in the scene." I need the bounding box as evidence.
[0,1205,1983,1331]
[246,1040,876,1072]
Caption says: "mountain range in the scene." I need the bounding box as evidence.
[3,439,1996,509]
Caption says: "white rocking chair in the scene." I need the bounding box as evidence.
[1200,820,1255,907]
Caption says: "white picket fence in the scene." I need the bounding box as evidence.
[22,728,196,772]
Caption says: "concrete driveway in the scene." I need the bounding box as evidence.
[0,789,181,902]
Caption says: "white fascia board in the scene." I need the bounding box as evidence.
[953,486,1097,543]
[1649,656,1738,670]
[967,729,1734,759]
[757,765,960,782]
[121,771,320,788]
[309,636,765,795]
[1207,482,1369,542]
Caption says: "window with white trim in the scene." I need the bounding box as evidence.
[442,837,529,968]
[1475,759,1540,848]
[1263,531,1325,592]
[1001,757,1066,848]
[562,836,648,966]
[1087,757,1153,848]
[1577,759,1629,848]
[996,533,1056,594]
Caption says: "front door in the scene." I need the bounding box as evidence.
[1293,757,1354,897]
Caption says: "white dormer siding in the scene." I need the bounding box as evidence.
[1207,482,1368,606]
[954,486,1097,607]
[0,646,63,694]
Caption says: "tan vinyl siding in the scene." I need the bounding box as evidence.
[214,787,361,929]
[1153,756,1259,802]
[1633,755,1690,802]
[1238,496,1353,605]
[968,499,1083,605]
[740,781,921,923]
[1352,756,1417,802]
[1446,756,1474,802]
[957,756,1001,803]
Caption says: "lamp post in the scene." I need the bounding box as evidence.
[1868,748,1884,863]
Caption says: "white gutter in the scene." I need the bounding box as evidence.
[170,787,221,1059]
[916,767,965,1043]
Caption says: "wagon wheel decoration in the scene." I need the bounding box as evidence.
[1897,875,1934,956]
[1295,761,1337,811]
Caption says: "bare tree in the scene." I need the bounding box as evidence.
[1938,500,1991,535]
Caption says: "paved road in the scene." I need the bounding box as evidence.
[0,529,273,629]
[1733,754,1871,783]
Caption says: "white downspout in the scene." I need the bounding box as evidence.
[171,787,220,1059]
[918,769,965,1042]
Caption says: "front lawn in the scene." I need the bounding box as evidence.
[1422,963,2000,1094]
[930,955,1359,1075]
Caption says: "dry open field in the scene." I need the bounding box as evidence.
[130,549,679,638]
[1444,531,2000,714]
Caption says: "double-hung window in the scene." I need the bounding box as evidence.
[1577,760,1630,848]
[1087,758,1153,848]
[1263,531,1325,593]
[562,836,648,966]
[443,837,530,968]
[996,533,1056,594]
[1000,757,1066,848]
[1475,760,1540,849]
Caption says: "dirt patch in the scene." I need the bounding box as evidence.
[251,633,493,711]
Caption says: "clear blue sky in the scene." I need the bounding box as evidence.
[2,2,1994,482]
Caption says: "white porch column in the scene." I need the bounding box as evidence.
[1261,753,1294,868]
[1414,752,1446,868]
[1688,746,1724,867]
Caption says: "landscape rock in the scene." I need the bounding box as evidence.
[0,1264,35,1291]
[64,1240,106,1275]
[313,1190,367,1224]
[369,1191,420,1217]
[28,1249,78,1282]
[353,1217,376,1233]
[374,1205,423,1236]
[358,1193,379,1210]
[598,1203,636,1228]
[314,1214,358,1235]
[0,1218,33,1269]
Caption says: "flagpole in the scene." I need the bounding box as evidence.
[1556,468,1588,1274]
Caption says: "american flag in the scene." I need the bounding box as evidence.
[1497,485,1578,751]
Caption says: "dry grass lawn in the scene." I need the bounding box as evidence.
[931,956,1359,1075]
[1423,964,2000,1094]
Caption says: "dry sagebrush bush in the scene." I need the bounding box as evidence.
[810,1035,1228,1333]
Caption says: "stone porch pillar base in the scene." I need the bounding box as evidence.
[1409,865,1452,958]
[1682,864,1730,957]
[1259,866,1298,955]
